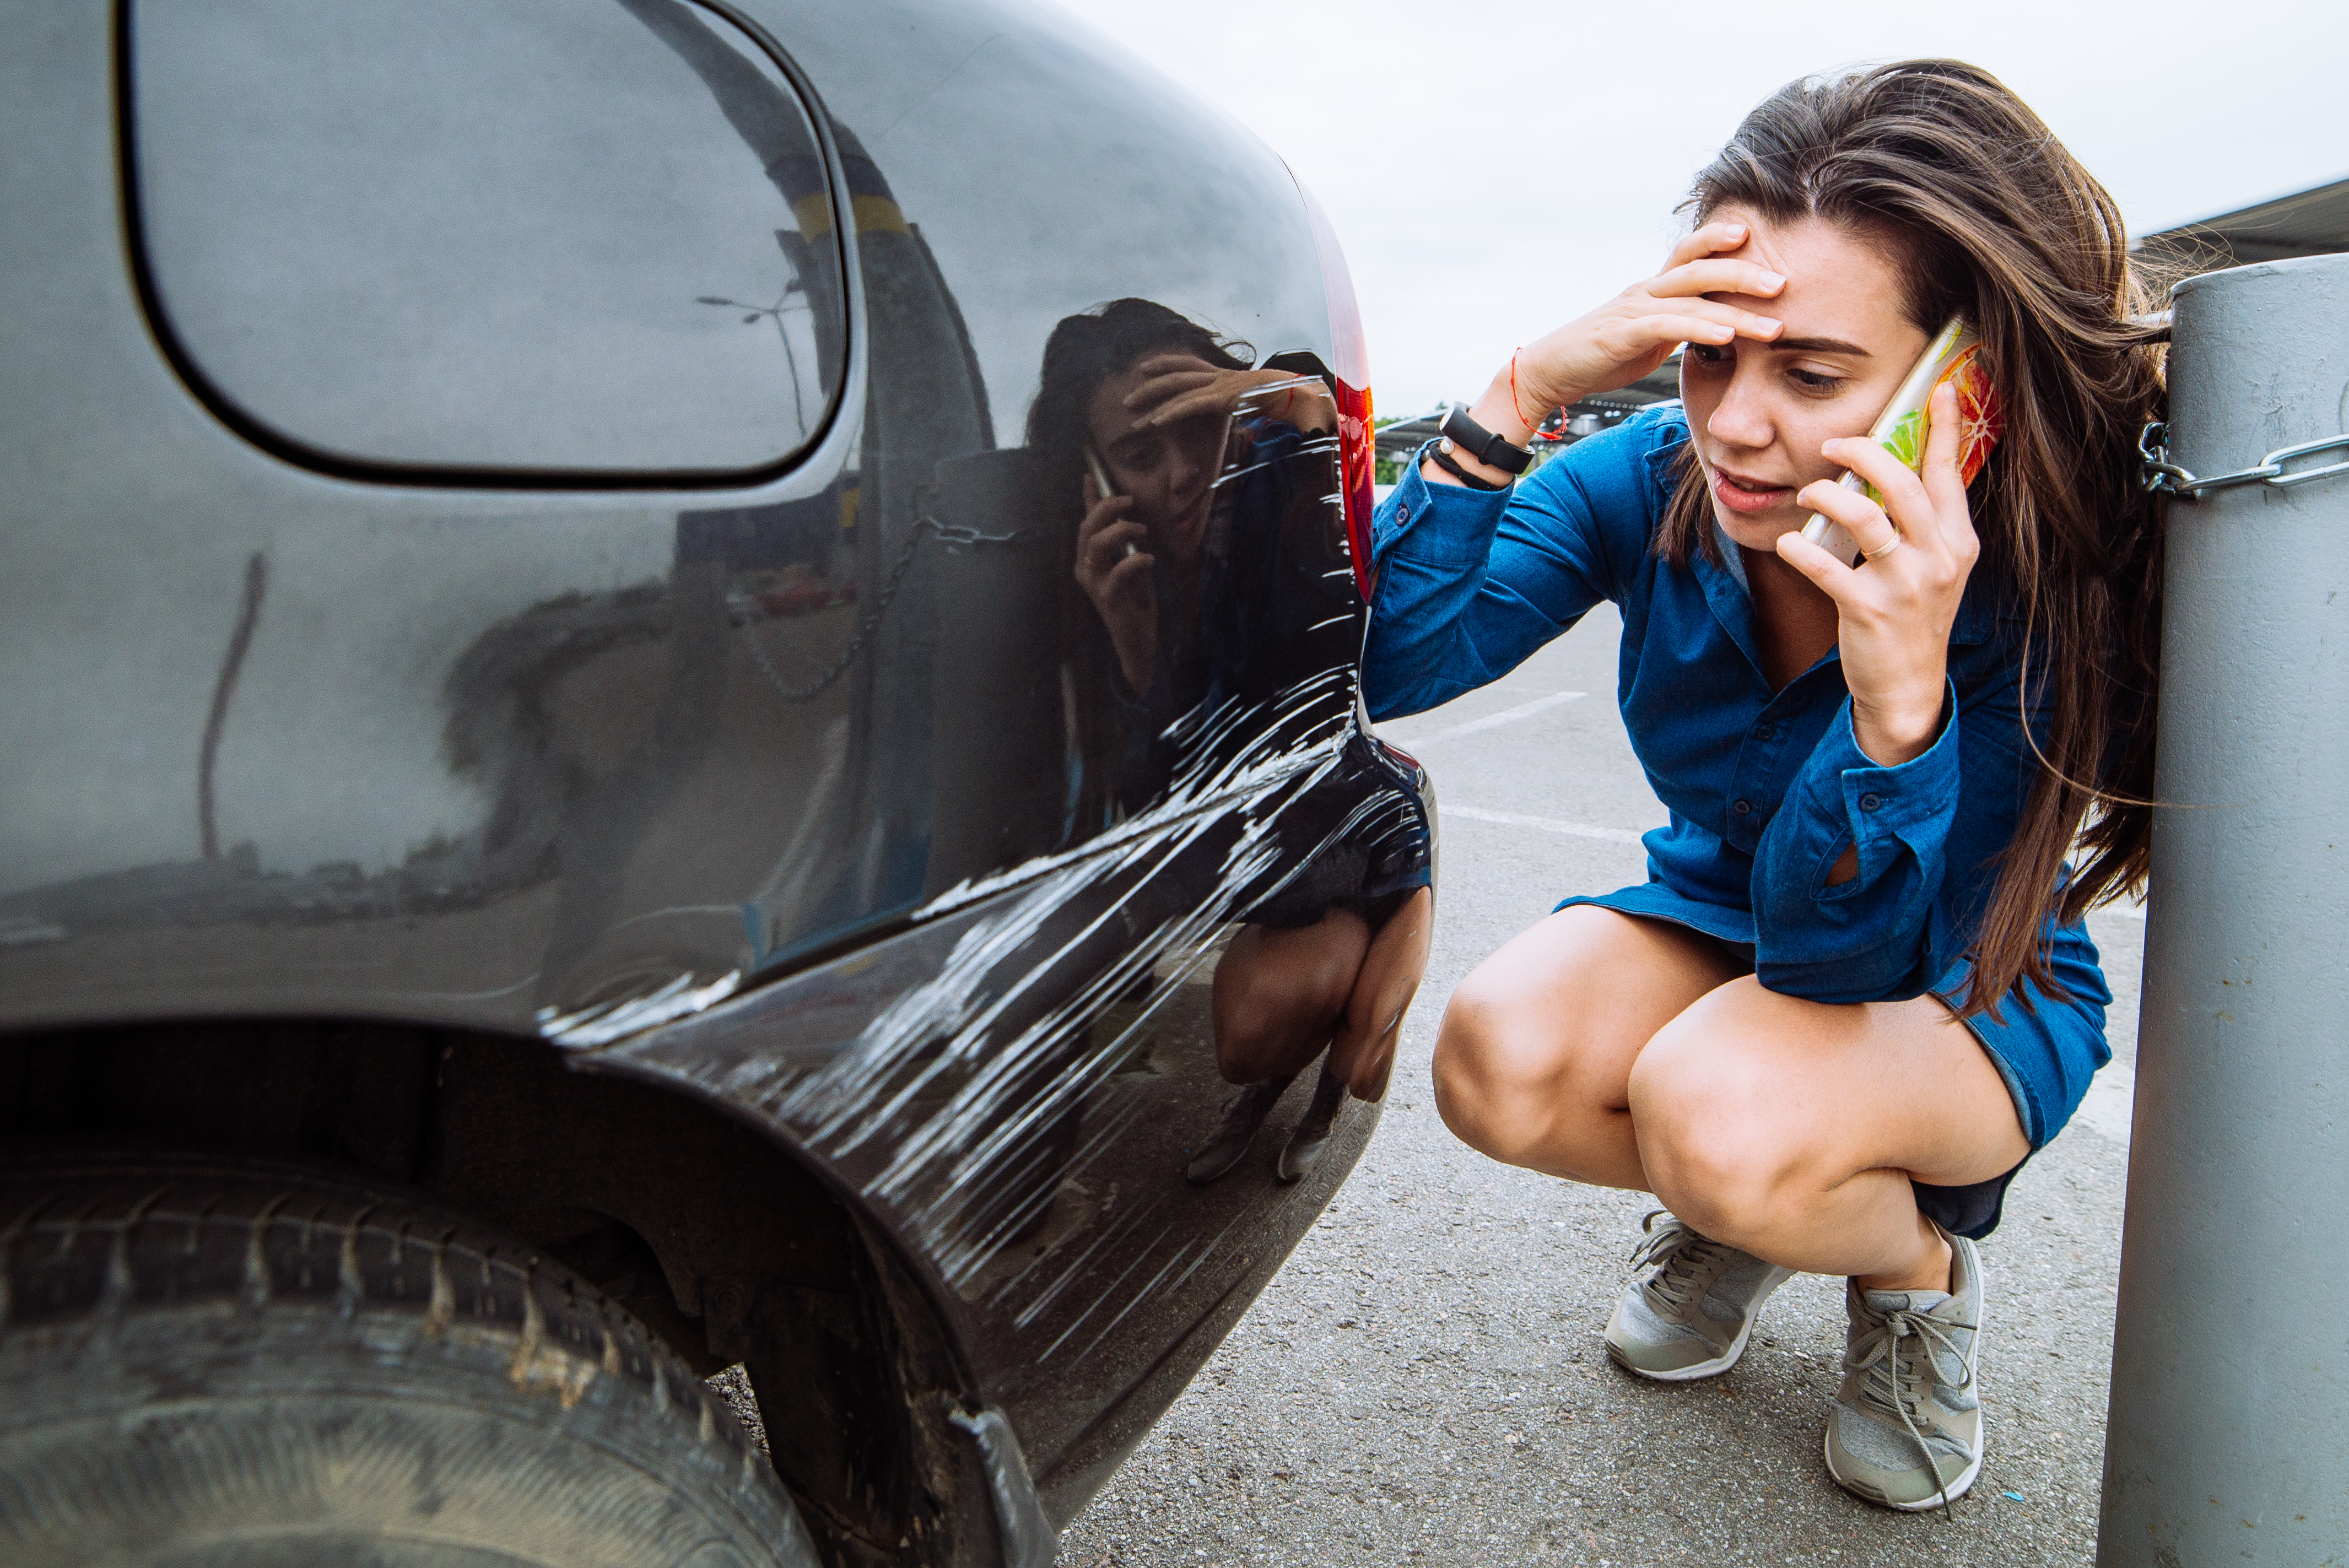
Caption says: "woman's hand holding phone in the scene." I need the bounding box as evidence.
[1075,471,1158,693]
[1776,380,1982,767]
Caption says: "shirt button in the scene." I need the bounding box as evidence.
[1753,723,1778,741]
[1859,793,1883,812]
[1732,798,1753,816]
[1397,505,1412,523]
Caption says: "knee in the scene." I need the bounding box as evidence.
[1628,1023,1808,1246]
[1430,963,1569,1166]
[1213,991,1308,1082]
[1211,924,1356,1084]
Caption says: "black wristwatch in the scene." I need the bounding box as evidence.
[1425,445,1506,491]
[1439,405,1533,476]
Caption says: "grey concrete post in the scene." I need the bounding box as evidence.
[2098,253,2349,1564]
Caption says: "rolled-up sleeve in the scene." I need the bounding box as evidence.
[1363,430,1638,721]
[1749,686,1961,1001]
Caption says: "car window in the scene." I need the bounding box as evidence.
[128,0,847,482]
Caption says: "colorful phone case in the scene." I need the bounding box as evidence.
[1799,317,2003,565]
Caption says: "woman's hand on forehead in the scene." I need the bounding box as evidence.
[1443,221,1789,472]
[1689,219,1781,309]
[1124,354,1337,435]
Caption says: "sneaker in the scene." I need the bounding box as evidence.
[1825,1230,1985,1511]
[1603,1211,1794,1381]
[1276,1063,1347,1183]
[1184,1075,1293,1185]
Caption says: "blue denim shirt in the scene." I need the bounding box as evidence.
[1367,404,2056,1005]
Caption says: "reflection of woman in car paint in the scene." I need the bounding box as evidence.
[1029,299,1433,1185]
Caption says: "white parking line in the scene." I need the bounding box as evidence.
[1444,804,1649,846]
[1387,690,1586,746]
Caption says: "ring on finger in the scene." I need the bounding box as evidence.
[1861,533,1903,563]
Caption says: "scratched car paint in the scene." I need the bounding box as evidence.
[0,1,1432,1563]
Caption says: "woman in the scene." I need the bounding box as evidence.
[1029,300,1434,1185]
[1365,62,2162,1510]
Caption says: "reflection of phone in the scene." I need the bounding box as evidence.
[1084,445,1119,500]
[1084,446,1138,558]
[1799,317,2003,565]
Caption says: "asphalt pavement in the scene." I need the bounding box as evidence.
[1056,602,2143,1568]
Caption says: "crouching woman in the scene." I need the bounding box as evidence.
[1364,61,2164,1509]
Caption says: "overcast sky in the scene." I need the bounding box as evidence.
[1044,0,2346,417]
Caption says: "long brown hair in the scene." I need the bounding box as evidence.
[1660,61,2167,1015]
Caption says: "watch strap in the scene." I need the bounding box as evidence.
[1425,444,1507,491]
[1439,405,1533,475]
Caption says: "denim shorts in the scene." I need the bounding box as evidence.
[1915,921,2112,1237]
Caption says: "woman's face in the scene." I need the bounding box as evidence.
[1086,361,1223,561]
[1678,204,1932,552]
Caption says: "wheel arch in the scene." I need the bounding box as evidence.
[0,1014,1005,1568]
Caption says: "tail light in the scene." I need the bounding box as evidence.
[1288,171,1376,603]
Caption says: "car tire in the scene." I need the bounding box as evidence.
[0,1151,819,1568]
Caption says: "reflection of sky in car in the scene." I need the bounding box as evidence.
[135,0,829,472]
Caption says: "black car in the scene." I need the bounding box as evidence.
[0,3,1434,1564]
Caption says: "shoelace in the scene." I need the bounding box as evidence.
[1848,1301,1980,1514]
[1628,1210,1733,1315]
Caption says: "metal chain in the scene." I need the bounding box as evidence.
[2139,421,2349,498]
[742,515,1041,703]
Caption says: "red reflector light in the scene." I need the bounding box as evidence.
[1288,170,1376,604]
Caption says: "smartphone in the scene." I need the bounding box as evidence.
[1084,446,1138,559]
[1798,317,2004,564]
[1084,445,1119,500]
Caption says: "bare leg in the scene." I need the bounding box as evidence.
[1189,909,1374,1186]
[1629,978,2026,1291]
[1326,886,1434,1101]
[1209,909,1371,1084]
[1433,906,2028,1294]
[1432,906,1746,1188]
